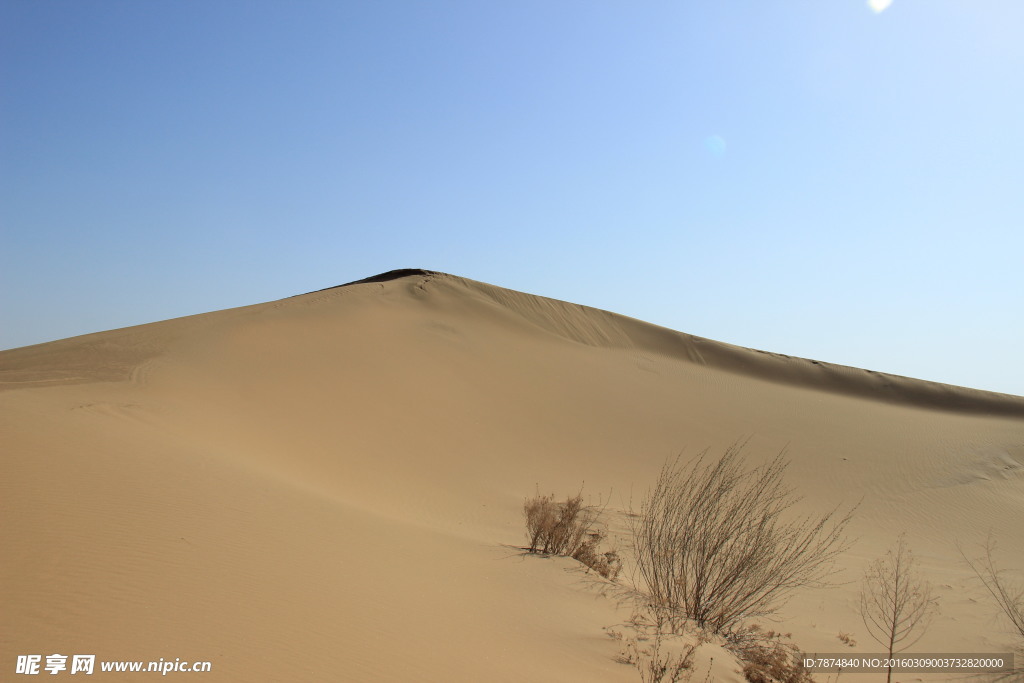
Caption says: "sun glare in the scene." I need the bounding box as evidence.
[868,0,893,13]
[704,135,727,158]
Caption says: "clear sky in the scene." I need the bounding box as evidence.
[2,1,1022,396]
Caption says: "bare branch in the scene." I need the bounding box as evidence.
[859,533,939,683]
[958,533,1024,682]
[959,534,1024,640]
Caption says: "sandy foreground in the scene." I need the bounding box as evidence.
[2,270,1023,682]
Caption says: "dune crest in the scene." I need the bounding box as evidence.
[325,270,1024,414]
[5,268,1022,416]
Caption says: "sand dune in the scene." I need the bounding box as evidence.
[3,270,1023,681]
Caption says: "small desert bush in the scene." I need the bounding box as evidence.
[726,625,814,683]
[836,631,856,647]
[524,492,595,555]
[609,627,696,683]
[524,493,558,553]
[524,490,621,579]
[573,530,624,580]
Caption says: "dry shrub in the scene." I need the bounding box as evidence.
[836,631,856,647]
[632,443,855,634]
[524,491,596,555]
[524,493,559,553]
[610,628,696,683]
[573,530,624,580]
[524,489,621,579]
[726,625,813,683]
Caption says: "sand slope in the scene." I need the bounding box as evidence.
[3,270,1023,681]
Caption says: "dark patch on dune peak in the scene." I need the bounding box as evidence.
[302,269,440,296]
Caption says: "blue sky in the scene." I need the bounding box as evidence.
[2,1,1022,396]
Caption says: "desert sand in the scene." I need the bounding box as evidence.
[3,269,1022,681]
